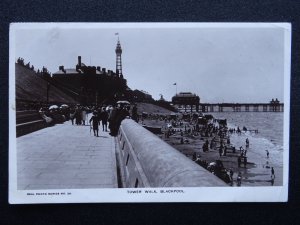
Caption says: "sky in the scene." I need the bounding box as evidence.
[13,23,288,103]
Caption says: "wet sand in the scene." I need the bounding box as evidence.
[141,119,281,187]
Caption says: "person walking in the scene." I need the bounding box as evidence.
[271,167,275,177]
[271,168,275,186]
[81,107,87,125]
[237,172,242,186]
[100,107,109,132]
[75,107,82,125]
[108,105,119,136]
[246,138,249,148]
[266,150,269,158]
[69,107,75,125]
[240,146,244,153]
[89,111,100,137]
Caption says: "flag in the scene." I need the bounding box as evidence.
[173,83,177,85]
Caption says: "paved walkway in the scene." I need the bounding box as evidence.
[17,114,118,190]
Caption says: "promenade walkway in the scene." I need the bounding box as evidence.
[17,114,118,190]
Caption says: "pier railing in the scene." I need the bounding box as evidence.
[116,119,226,188]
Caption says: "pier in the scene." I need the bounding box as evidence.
[201,102,284,112]
[172,92,283,113]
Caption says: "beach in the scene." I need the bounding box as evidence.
[141,112,283,187]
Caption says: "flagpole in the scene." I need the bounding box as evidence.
[174,83,177,95]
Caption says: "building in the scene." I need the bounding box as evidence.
[51,40,127,105]
[172,92,200,112]
[269,98,282,112]
[131,89,153,102]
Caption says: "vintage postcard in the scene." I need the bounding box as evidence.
[9,23,291,203]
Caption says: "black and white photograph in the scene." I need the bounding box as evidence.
[9,23,291,203]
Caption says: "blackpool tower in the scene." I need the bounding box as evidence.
[115,37,123,76]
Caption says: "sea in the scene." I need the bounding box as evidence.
[210,112,285,186]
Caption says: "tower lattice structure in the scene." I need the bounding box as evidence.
[115,38,123,76]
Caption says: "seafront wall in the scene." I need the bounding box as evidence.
[116,119,226,188]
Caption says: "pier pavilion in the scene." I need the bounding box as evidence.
[172,92,200,112]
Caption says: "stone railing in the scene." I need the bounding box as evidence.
[116,119,226,188]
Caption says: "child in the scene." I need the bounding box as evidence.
[89,112,100,137]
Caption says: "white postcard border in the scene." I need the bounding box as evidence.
[9,22,291,203]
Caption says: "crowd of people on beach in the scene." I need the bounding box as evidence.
[142,111,276,186]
